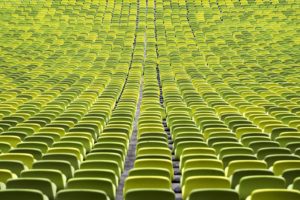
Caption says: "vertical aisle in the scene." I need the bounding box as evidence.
[116,0,144,199]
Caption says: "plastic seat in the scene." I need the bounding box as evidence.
[74,169,118,187]
[0,169,17,183]
[67,178,115,200]
[21,169,66,190]
[124,176,171,194]
[82,160,121,176]
[175,141,207,159]
[264,154,300,167]
[237,176,286,200]
[128,168,171,182]
[181,168,225,185]
[182,176,230,200]
[182,159,223,173]
[226,160,268,177]
[272,160,300,175]
[134,159,174,179]
[0,160,27,176]
[247,189,300,200]
[125,189,175,200]
[0,189,48,200]
[222,154,257,167]
[219,147,254,159]
[56,189,109,200]
[187,189,239,200]
[282,169,300,186]
[6,178,56,200]
[42,153,80,169]
[256,147,291,159]
[32,160,74,178]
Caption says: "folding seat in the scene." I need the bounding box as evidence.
[249,141,281,153]
[60,135,92,152]
[247,189,300,200]
[138,136,168,143]
[137,148,172,160]
[0,169,17,183]
[93,142,126,157]
[226,160,268,177]
[182,159,223,173]
[265,154,300,167]
[125,189,175,200]
[124,176,172,195]
[10,147,43,160]
[46,121,74,132]
[6,178,56,200]
[276,136,300,147]
[219,147,254,159]
[175,141,207,159]
[136,141,169,151]
[187,189,239,200]
[207,136,238,147]
[182,176,231,200]
[178,147,215,162]
[80,160,121,179]
[17,141,48,153]
[0,153,35,168]
[33,160,74,179]
[222,155,258,167]
[204,128,232,138]
[75,168,119,187]
[39,127,65,137]
[56,189,109,200]
[181,167,225,185]
[48,146,83,160]
[256,147,291,159]
[134,159,174,179]
[0,189,48,200]
[242,136,271,146]
[35,132,61,142]
[128,168,171,181]
[66,178,115,200]
[86,152,123,171]
[212,142,243,153]
[271,127,299,139]
[236,127,263,138]
[272,160,300,175]
[0,135,22,147]
[237,176,286,200]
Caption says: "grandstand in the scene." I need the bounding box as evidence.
[0,0,299,200]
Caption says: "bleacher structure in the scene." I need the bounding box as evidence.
[0,0,299,200]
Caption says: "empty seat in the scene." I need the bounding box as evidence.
[187,189,239,200]
[0,189,48,200]
[237,176,286,200]
[247,189,300,200]
[125,189,175,200]
[6,178,56,200]
[67,178,115,200]
[56,189,109,200]
[182,176,230,200]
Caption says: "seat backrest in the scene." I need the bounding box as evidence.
[238,176,286,200]
[125,189,175,200]
[187,189,239,200]
[250,189,300,200]
[0,189,47,200]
